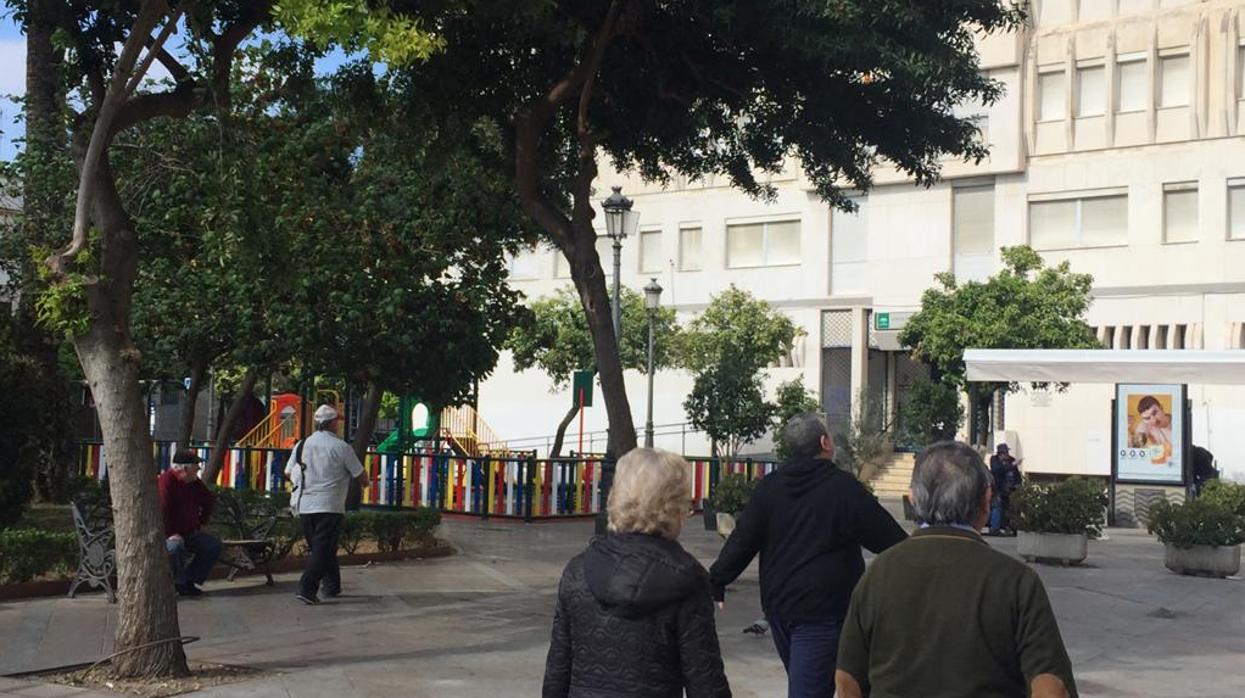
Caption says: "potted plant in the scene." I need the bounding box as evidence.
[1146,498,1244,578]
[1009,478,1107,565]
[709,473,756,539]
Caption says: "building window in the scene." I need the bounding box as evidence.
[1158,53,1190,108]
[639,229,663,273]
[1028,190,1128,249]
[1163,182,1198,243]
[508,247,543,279]
[831,199,867,295]
[726,219,800,268]
[1116,56,1148,113]
[1038,69,1067,122]
[1076,64,1106,117]
[1228,178,1245,240]
[952,185,995,282]
[679,227,703,271]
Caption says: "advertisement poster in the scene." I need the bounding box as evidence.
[1115,384,1185,484]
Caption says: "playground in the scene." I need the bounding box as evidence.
[1,508,1243,698]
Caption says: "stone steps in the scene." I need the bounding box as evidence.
[867,453,916,495]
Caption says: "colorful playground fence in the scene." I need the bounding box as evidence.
[78,441,779,521]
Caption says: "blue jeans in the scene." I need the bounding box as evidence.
[166,531,222,587]
[769,618,841,698]
[989,498,1005,532]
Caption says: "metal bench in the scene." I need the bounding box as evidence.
[214,490,282,586]
[68,496,117,603]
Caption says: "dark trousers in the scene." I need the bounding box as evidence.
[166,531,222,587]
[769,618,842,698]
[299,513,343,598]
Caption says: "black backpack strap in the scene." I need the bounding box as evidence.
[293,439,308,511]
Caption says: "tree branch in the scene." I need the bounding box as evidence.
[124,5,186,98]
[146,40,191,84]
[50,0,171,275]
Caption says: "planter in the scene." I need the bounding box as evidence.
[1017,531,1088,566]
[716,513,736,539]
[1163,543,1241,578]
[703,499,717,531]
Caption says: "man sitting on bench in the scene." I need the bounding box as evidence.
[158,450,221,597]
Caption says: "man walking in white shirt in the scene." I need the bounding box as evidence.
[286,404,369,605]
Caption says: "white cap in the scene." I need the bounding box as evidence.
[313,404,338,424]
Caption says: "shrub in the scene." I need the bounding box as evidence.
[339,512,367,554]
[1199,480,1245,517]
[1147,499,1245,549]
[897,379,964,449]
[709,473,757,516]
[1009,478,1107,537]
[0,529,79,583]
[771,380,820,461]
[357,508,441,552]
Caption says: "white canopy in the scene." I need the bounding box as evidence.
[964,349,1245,385]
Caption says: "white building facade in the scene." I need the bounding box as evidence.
[481,0,1245,481]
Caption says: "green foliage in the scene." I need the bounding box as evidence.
[339,512,368,554]
[0,529,79,583]
[772,380,820,462]
[1199,480,1245,517]
[834,394,893,479]
[353,508,441,552]
[274,0,446,65]
[678,287,797,459]
[900,246,1099,390]
[32,243,94,338]
[1147,498,1245,549]
[507,286,679,389]
[709,473,757,517]
[1009,478,1108,537]
[897,379,965,448]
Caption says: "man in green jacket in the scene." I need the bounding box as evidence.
[835,441,1078,698]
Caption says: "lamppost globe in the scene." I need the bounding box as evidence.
[644,278,663,310]
[601,185,639,240]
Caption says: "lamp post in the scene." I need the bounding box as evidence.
[643,278,663,448]
[601,186,639,340]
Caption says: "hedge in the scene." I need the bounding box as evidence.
[0,529,78,583]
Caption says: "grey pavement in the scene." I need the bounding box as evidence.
[1,500,1242,697]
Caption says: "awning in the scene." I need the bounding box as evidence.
[964,349,1245,385]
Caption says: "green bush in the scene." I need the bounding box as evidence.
[1200,480,1245,517]
[0,529,78,583]
[339,512,367,554]
[1009,477,1107,537]
[1147,498,1245,549]
[355,508,442,552]
[709,473,757,516]
[897,379,964,449]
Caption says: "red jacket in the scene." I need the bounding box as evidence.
[157,469,215,538]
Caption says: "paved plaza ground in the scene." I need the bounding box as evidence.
[1,499,1243,697]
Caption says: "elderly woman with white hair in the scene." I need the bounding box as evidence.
[542,448,731,698]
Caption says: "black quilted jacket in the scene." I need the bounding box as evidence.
[542,533,732,698]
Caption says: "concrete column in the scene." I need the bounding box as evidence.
[850,306,869,420]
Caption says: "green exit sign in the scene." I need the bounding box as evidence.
[875,312,891,330]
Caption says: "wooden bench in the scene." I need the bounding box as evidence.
[214,490,284,586]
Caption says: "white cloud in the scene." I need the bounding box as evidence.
[0,37,26,98]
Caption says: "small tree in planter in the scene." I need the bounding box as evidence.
[709,474,757,538]
[1009,478,1107,565]
[1146,498,1244,578]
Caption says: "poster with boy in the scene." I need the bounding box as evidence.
[1115,384,1185,484]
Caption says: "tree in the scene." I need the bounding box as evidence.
[772,379,820,462]
[897,379,964,449]
[16,0,275,678]
[677,286,798,460]
[506,285,678,456]
[899,246,1099,445]
[277,0,1025,467]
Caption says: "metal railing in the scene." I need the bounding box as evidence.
[78,441,780,521]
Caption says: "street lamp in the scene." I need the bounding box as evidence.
[601,186,640,340]
[643,277,663,448]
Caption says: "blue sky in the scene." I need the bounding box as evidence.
[0,14,353,161]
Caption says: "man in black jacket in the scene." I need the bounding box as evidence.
[709,412,906,698]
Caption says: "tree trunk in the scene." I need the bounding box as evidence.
[74,165,188,678]
[176,361,207,448]
[351,381,383,464]
[549,402,580,458]
[202,369,258,485]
